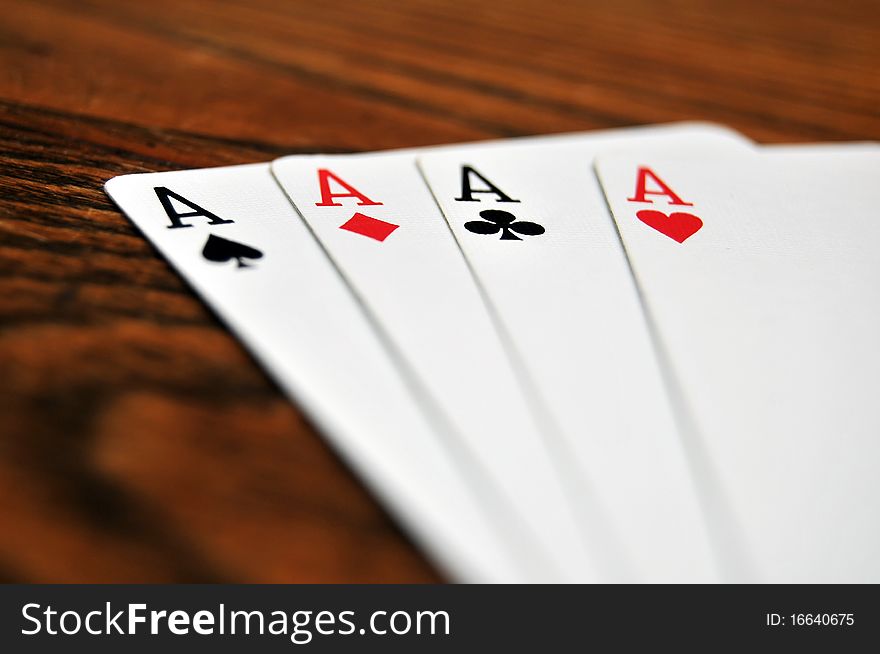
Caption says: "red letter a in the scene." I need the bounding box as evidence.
[627,167,693,206]
[315,169,382,207]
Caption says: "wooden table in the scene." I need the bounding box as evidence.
[2,0,878,583]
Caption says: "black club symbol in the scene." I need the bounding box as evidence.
[464,209,545,241]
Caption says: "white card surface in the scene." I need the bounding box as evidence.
[104,164,528,583]
[271,153,596,581]
[417,124,752,581]
[595,146,880,582]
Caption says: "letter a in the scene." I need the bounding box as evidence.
[455,166,519,203]
[154,187,235,229]
[627,167,693,206]
[314,169,382,207]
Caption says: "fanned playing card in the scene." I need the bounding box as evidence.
[416,123,752,581]
[104,164,529,583]
[271,152,596,582]
[595,145,880,582]
[102,124,880,583]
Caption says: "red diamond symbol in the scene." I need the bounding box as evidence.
[339,212,399,242]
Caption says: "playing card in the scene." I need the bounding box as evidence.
[271,153,597,581]
[416,123,753,581]
[104,164,529,583]
[595,145,880,582]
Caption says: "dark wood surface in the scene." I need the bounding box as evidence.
[1,0,878,583]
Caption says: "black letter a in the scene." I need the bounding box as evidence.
[154,187,235,229]
[455,166,519,203]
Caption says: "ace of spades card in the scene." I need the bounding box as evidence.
[104,163,534,583]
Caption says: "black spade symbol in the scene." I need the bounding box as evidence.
[201,234,264,269]
[464,209,545,241]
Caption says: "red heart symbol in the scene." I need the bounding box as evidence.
[636,209,703,243]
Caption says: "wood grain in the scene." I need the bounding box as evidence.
[1,0,878,582]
